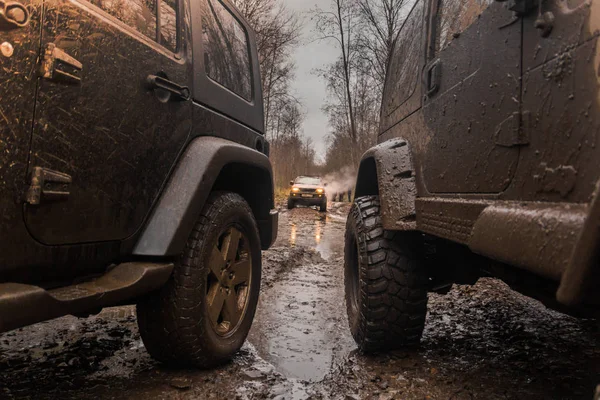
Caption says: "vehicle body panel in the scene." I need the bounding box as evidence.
[0,0,41,221]
[421,1,521,194]
[514,0,600,204]
[25,0,193,245]
[133,136,276,256]
[0,0,275,285]
[358,0,600,310]
[0,0,107,283]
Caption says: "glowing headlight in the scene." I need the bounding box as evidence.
[316,188,324,194]
[292,187,300,192]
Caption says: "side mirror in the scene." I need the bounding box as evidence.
[289,180,294,186]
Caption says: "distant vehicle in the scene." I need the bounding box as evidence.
[288,176,327,212]
[345,0,600,353]
[0,0,277,368]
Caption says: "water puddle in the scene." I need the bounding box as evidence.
[249,207,354,381]
[250,267,339,380]
[283,205,347,260]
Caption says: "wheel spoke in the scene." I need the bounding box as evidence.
[205,225,251,336]
[206,283,226,325]
[223,293,242,324]
[230,259,251,286]
[209,246,226,280]
[222,228,241,263]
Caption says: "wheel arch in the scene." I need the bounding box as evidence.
[211,162,276,249]
[354,138,417,230]
[133,136,277,257]
[354,157,379,198]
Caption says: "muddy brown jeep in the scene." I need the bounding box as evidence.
[0,0,277,367]
[345,0,600,352]
[288,176,328,212]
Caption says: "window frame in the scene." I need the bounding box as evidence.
[190,0,265,134]
[379,0,429,134]
[427,0,494,59]
[157,0,180,53]
[426,0,441,62]
[202,0,254,102]
[381,0,424,117]
[78,0,182,59]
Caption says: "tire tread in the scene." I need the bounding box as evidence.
[345,195,428,353]
[137,192,260,367]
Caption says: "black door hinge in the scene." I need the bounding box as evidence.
[25,167,72,205]
[40,43,83,84]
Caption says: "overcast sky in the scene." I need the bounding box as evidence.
[282,0,338,161]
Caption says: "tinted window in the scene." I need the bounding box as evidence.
[89,0,178,52]
[90,0,157,40]
[160,0,177,52]
[435,0,493,53]
[201,0,252,100]
[383,0,423,116]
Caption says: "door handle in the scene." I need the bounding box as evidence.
[0,0,30,30]
[425,59,441,97]
[147,75,190,102]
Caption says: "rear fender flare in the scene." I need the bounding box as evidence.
[354,138,417,230]
[133,136,275,256]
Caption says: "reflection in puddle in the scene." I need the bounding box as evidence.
[250,263,354,382]
[250,208,354,382]
[315,220,322,244]
[290,223,297,245]
[286,208,337,258]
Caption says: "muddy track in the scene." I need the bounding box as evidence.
[0,204,599,399]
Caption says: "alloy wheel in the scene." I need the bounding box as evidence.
[206,226,252,337]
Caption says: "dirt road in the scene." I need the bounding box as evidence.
[1,203,599,399]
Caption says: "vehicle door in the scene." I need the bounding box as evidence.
[519,0,600,203]
[422,0,522,193]
[0,0,42,243]
[25,0,193,245]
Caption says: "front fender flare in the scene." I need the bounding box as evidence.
[133,136,275,256]
[355,138,417,230]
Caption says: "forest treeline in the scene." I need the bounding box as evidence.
[231,0,412,189]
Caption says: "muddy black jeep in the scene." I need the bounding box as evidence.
[345,0,600,352]
[0,0,277,367]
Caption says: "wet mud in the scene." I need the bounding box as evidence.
[1,202,599,399]
[249,204,356,383]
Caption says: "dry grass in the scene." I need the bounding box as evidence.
[274,187,289,204]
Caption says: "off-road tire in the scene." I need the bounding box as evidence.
[344,195,427,353]
[320,200,327,212]
[136,191,261,368]
[287,198,295,209]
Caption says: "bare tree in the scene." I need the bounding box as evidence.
[231,0,301,141]
[313,0,411,173]
[269,99,318,188]
[312,0,359,163]
[232,0,318,190]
